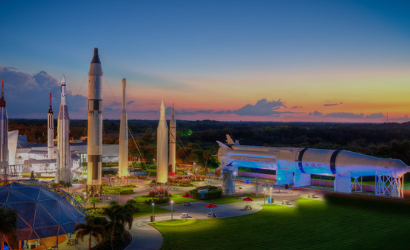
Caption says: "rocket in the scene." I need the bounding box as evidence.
[87,48,103,186]
[0,80,8,179]
[168,104,176,173]
[56,75,71,183]
[47,93,54,159]
[156,100,168,184]
[118,78,128,178]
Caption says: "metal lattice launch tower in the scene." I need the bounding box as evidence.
[87,48,103,186]
[169,104,176,173]
[0,80,8,179]
[56,75,71,183]
[118,78,128,178]
[47,93,54,159]
[157,100,168,184]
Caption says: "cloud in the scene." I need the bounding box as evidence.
[230,99,286,116]
[0,64,87,118]
[324,102,343,107]
[324,112,364,118]
[366,113,385,119]
[127,101,135,105]
[309,111,323,116]
[291,106,303,109]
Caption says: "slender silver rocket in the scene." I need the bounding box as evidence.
[169,104,176,173]
[118,78,128,178]
[0,80,8,179]
[87,48,103,186]
[156,100,168,184]
[47,93,54,159]
[56,75,71,183]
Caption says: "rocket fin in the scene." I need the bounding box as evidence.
[217,141,228,147]
[226,134,235,145]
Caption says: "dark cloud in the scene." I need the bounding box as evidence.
[309,111,323,116]
[230,99,286,116]
[324,112,364,118]
[291,106,303,109]
[366,113,385,119]
[0,64,87,118]
[324,102,343,107]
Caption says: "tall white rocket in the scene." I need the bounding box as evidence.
[118,78,128,178]
[47,93,54,159]
[56,75,71,183]
[87,48,103,186]
[169,104,176,173]
[156,100,168,184]
[0,80,8,179]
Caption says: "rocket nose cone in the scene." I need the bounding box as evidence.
[61,74,66,84]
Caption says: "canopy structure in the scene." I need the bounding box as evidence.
[0,182,86,242]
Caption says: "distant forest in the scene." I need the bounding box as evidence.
[9,119,410,168]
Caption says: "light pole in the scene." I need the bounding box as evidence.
[263,187,266,205]
[194,162,196,174]
[279,178,281,193]
[233,171,237,183]
[152,202,155,216]
[171,200,174,221]
[269,186,272,204]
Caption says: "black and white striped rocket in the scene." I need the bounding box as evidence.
[87,48,103,186]
[156,100,168,184]
[169,104,176,173]
[118,78,128,178]
[47,93,54,159]
[56,75,71,183]
[0,80,8,179]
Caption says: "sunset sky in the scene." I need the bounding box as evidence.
[1,0,410,122]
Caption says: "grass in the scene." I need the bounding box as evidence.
[102,185,136,194]
[153,197,410,250]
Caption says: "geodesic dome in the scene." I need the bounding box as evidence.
[0,182,86,241]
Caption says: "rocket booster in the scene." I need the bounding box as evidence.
[47,93,54,159]
[118,78,128,178]
[217,135,409,178]
[169,104,176,173]
[156,100,168,184]
[0,80,8,178]
[87,48,103,186]
[56,75,71,183]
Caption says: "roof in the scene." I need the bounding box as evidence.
[0,182,86,241]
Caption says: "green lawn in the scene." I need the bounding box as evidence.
[102,185,136,194]
[153,197,410,250]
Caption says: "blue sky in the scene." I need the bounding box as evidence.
[1,0,410,121]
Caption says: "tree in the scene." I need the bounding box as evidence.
[74,216,106,250]
[87,198,101,209]
[0,207,18,250]
[104,201,134,248]
[203,150,213,169]
[59,181,73,194]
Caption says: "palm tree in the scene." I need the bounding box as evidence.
[105,201,134,249]
[0,207,18,250]
[74,216,106,250]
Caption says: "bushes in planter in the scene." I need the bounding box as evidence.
[120,190,134,195]
[204,189,222,200]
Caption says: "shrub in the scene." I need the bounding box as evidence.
[144,197,170,205]
[204,189,222,200]
[74,196,83,203]
[127,184,136,188]
[120,190,134,195]
[88,208,105,214]
[188,189,200,199]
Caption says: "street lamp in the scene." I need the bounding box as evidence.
[263,187,266,205]
[152,202,155,216]
[194,162,196,174]
[269,186,272,204]
[279,178,281,193]
[233,171,237,183]
[170,200,174,221]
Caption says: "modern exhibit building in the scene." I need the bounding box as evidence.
[0,181,87,249]
[217,135,409,198]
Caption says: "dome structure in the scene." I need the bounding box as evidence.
[0,182,86,242]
